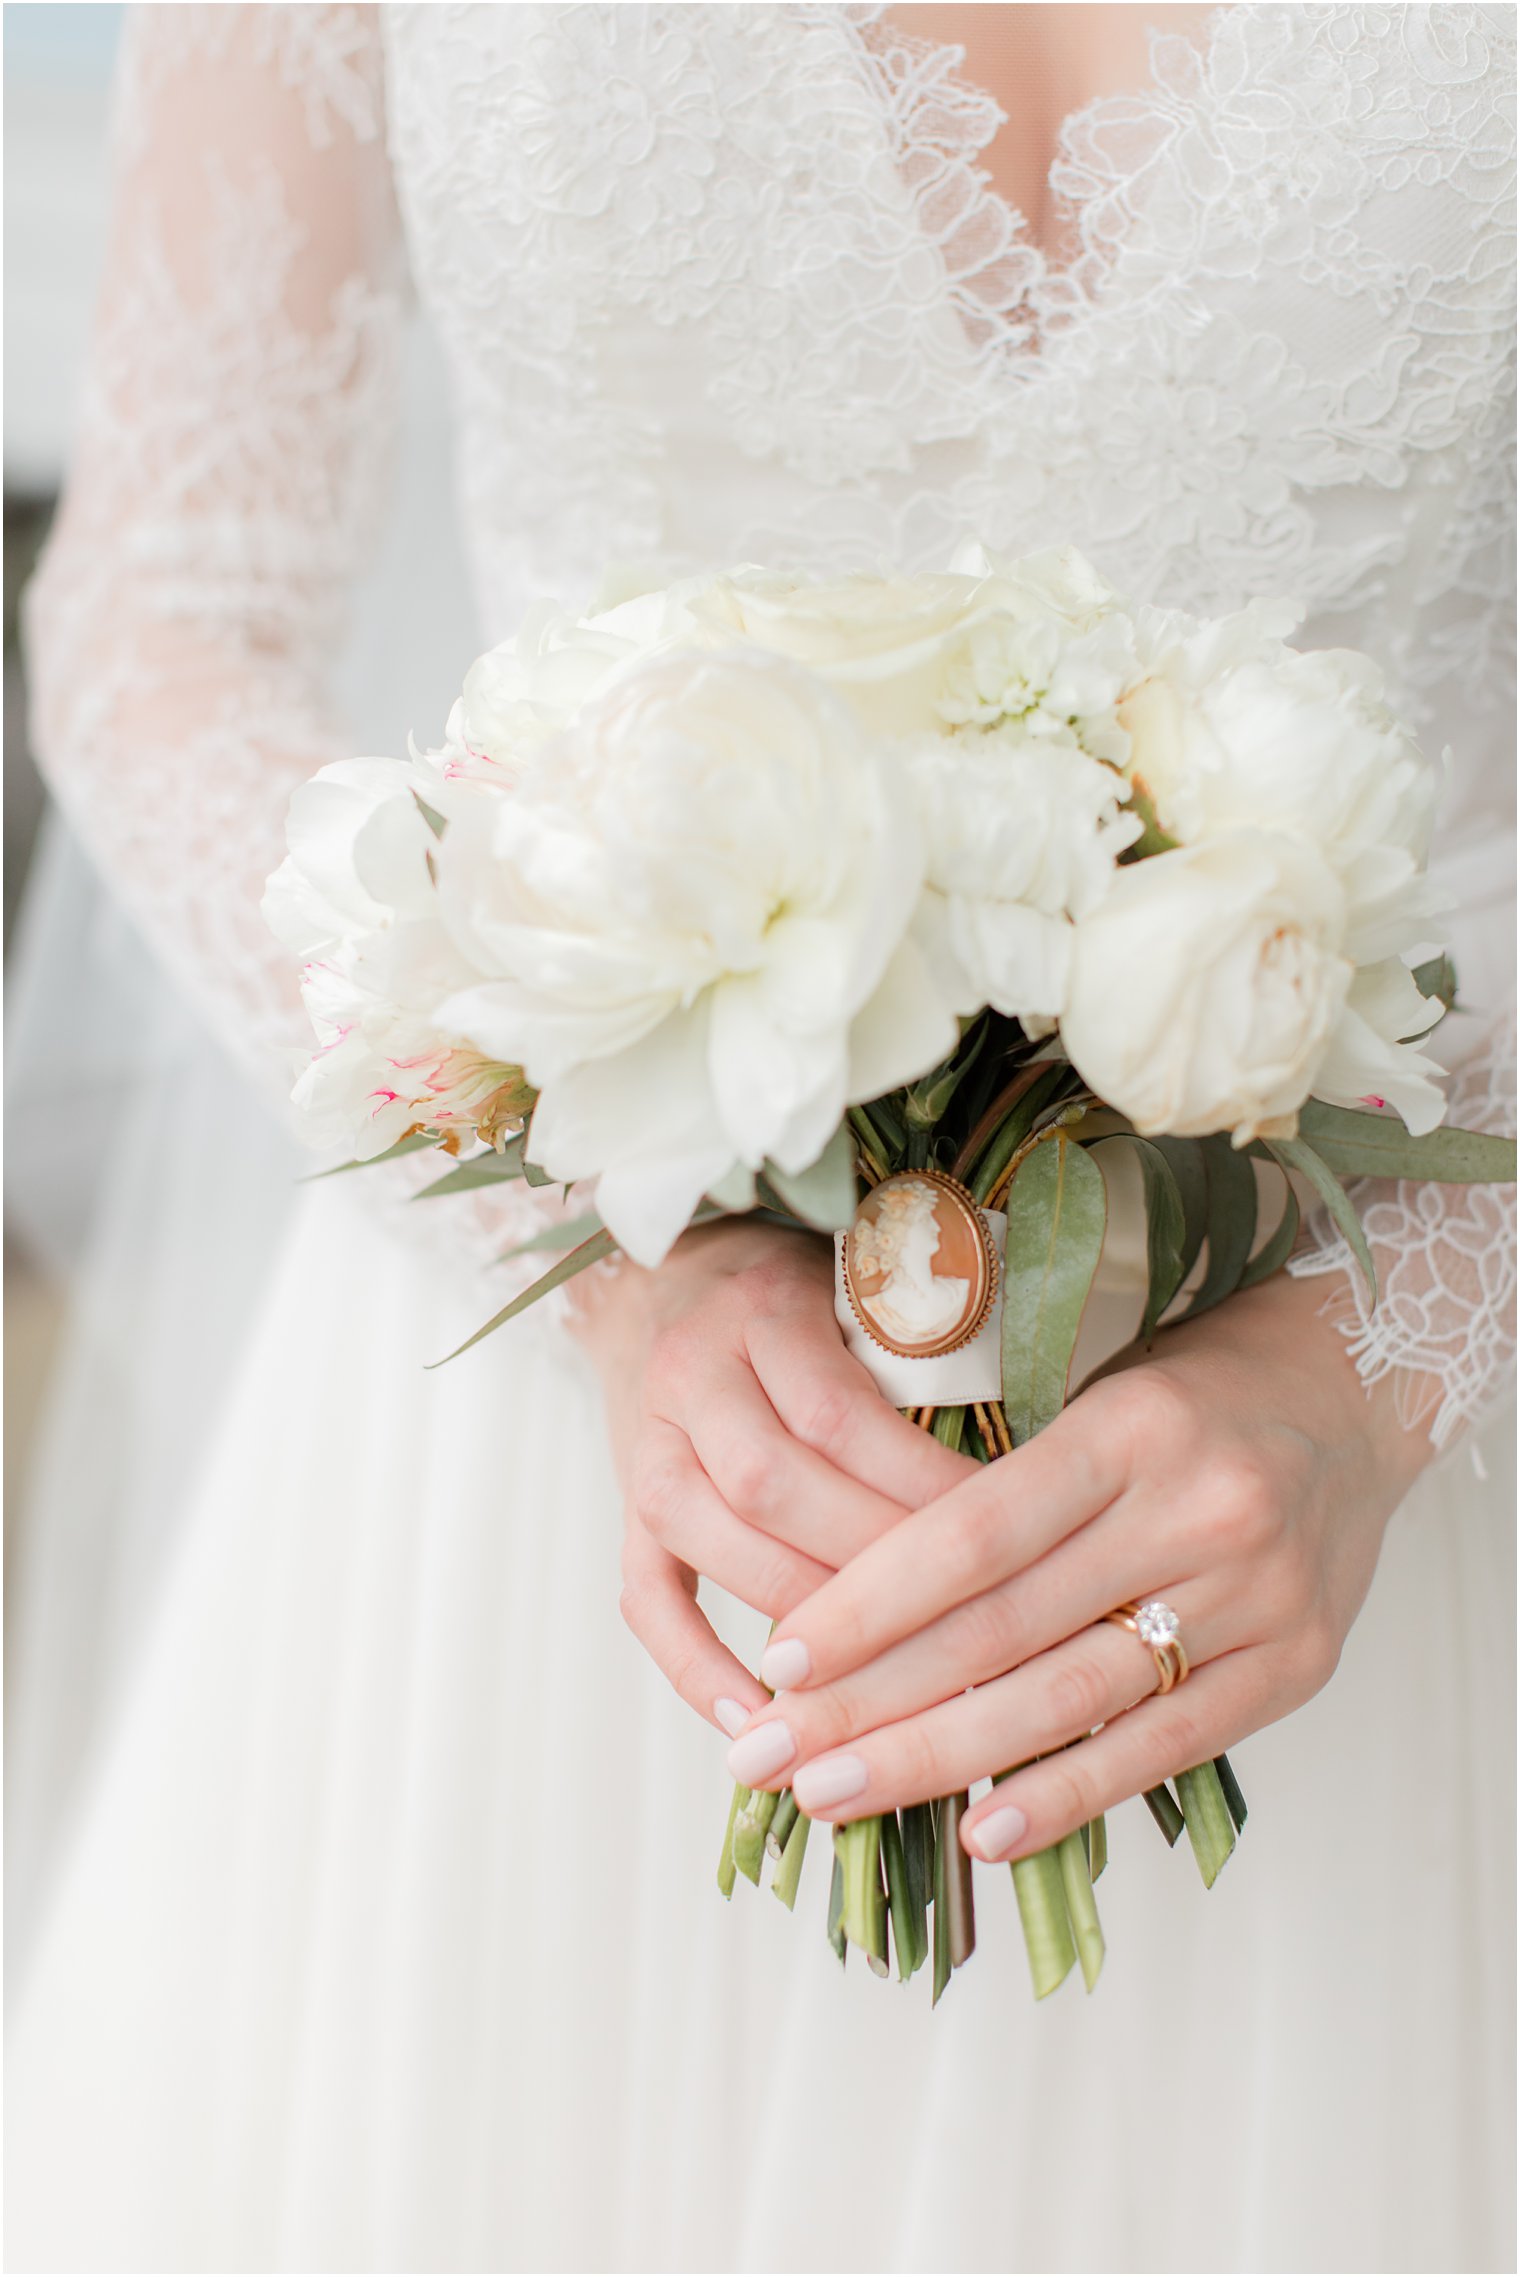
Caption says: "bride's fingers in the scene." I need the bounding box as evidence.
[619,1520,771,1733]
[671,1356,914,1569]
[750,1594,1231,1818]
[729,1500,1187,1767]
[630,1420,832,1615]
[958,1651,1265,1862]
[743,1306,975,1509]
[759,1402,1129,1692]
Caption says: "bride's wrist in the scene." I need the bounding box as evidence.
[565,1213,830,1368]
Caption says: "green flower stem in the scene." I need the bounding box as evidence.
[1011,1846,1077,1999]
[826,1851,847,1966]
[931,1822,953,2008]
[1056,1827,1106,1992]
[836,1817,887,1969]
[771,1808,812,1910]
[880,1810,921,1980]
[1143,1781,1186,1846]
[732,1786,780,1885]
[767,1789,800,1859]
[718,1782,751,1899]
[1087,1814,1108,1880]
[939,1791,976,1970]
[1176,1761,1237,1887]
[1213,1752,1249,1833]
[902,1801,934,1936]
[930,1406,967,1454]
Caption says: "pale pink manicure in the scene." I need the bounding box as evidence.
[969,1804,1028,1861]
[792,1753,868,1811]
[726,1720,796,1784]
[713,1697,751,1738]
[760,1635,811,1691]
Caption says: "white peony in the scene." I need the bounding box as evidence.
[908,732,1141,1021]
[1118,603,1443,961]
[435,647,956,1262]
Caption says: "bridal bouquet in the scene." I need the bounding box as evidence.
[265,545,1515,2003]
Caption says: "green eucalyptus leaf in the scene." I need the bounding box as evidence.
[412,790,447,839]
[1182,1137,1258,1320]
[1000,1133,1107,1444]
[1296,1101,1517,1185]
[412,1135,528,1198]
[301,1129,441,1180]
[1239,1177,1300,1289]
[500,1210,603,1259]
[1151,1135,1209,1292]
[1266,1137,1376,1302]
[427,1227,621,1366]
[1108,1136,1188,1341]
[1411,953,1458,1015]
[763,1123,860,1232]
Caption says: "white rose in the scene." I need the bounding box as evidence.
[436,647,955,1263]
[1062,831,1358,1143]
[1120,605,1443,960]
[908,733,1141,1021]
[687,566,990,737]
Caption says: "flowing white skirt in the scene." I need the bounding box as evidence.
[5,1177,1515,2276]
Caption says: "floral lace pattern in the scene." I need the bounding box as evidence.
[25,2,1516,1436]
[1290,1005,1518,1447]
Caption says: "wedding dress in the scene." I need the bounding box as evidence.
[6,7,1516,2270]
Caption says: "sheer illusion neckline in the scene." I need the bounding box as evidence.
[852,2,1238,355]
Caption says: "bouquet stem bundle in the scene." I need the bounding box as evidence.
[715,1019,1252,2002]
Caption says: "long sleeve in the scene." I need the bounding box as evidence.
[1289,1004,1517,1451]
[23,4,407,1088]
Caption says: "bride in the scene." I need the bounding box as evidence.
[7,5,1515,2270]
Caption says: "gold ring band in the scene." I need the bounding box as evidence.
[1104,1600,1190,1694]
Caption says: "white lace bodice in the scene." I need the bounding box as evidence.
[24,1,1516,1443]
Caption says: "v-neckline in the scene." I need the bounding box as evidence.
[849,2,1237,358]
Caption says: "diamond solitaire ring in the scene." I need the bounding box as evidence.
[1104,1598,1190,1693]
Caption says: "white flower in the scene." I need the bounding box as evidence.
[908,733,1141,1021]
[435,647,955,1263]
[687,565,990,738]
[1119,604,1443,960]
[263,758,526,1157]
[1062,829,1444,1144]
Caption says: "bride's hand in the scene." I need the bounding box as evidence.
[723,1272,1435,1857]
[568,1217,974,1735]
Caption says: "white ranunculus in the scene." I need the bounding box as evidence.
[436,647,955,1263]
[1119,605,1443,959]
[908,732,1142,1021]
[1062,830,1358,1143]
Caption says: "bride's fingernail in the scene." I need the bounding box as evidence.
[760,1636,811,1691]
[726,1720,796,1784]
[713,1697,750,1737]
[792,1753,868,1811]
[969,1805,1028,1861]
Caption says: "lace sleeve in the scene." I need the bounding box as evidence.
[22,3,406,1089]
[1289,1002,1517,1454]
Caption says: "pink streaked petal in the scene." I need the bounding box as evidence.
[1359,1094,1387,1109]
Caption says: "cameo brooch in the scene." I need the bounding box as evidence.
[840,1169,999,1360]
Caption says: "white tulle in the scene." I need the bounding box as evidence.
[6,6,1516,2270]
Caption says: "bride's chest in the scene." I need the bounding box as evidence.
[381,2,1514,612]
